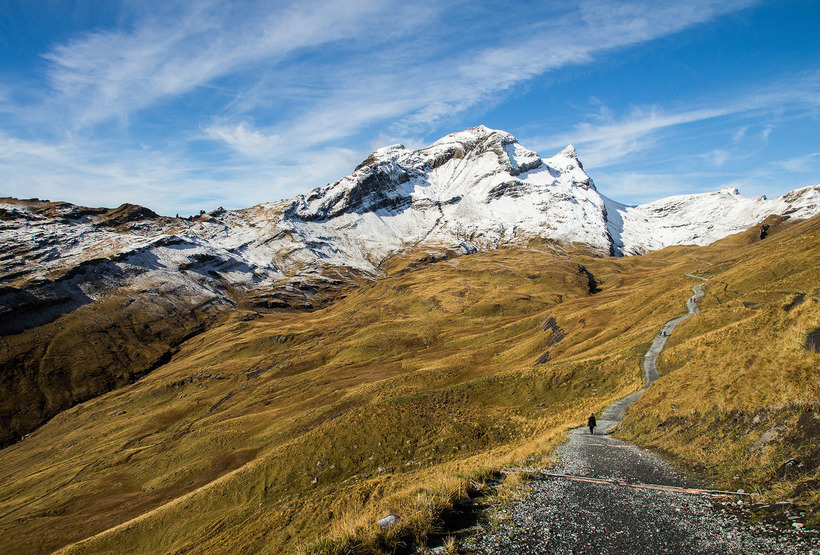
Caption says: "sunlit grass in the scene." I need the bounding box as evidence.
[2,214,819,553]
[617,214,820,524]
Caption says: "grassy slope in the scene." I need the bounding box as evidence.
[0,219,817,553]
[617,214,820,522]
[0,284,228,448]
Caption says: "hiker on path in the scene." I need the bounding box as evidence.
[587,413,596,435]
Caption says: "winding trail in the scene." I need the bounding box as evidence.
[463,277,820,554]
[600,275,706,430]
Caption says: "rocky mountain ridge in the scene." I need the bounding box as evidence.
[2,125,820,447]
[5,125,820,315]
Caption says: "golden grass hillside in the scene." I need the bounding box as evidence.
[617,214,820,524]
[0,285,227,449]
[0,218,818,553]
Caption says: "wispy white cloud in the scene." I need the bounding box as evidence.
[774,152,820,173]
[0,131,362,214]
[732,126,748,142]
[527,105,735,166]
[525,71,820,169]
[202,121,284,159]
[5,0,817,213]
[369,0,762,138]
[188,0,765,163]
[590,130,820,205]
[594,149,817,203]
[704,149,732,167]
[593,168,788,206]
[40,0,425,128]
[0,132,208,211]
[0,85,11,111]
[368,133,428,152]
[592,171,713,205]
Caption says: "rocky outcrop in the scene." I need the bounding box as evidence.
[95,203,160,227]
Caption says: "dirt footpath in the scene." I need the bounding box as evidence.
[463,425,819,554]
[461,280,820,554]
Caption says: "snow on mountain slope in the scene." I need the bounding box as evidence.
[278,126,612,271]
[7,125,820,449]
[0,200,286,334]
[612,185,820,254]
[3,125,820,334]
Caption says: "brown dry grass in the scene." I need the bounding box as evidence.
[617,214,820,524]
[0,215,818,553]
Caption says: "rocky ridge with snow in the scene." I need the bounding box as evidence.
[3,125,820,328]
[2,125,820,447]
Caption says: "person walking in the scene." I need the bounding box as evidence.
[587,413,596,435]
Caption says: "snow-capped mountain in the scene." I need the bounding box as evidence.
[3,125,820,332]
[612,185,820,254]
[4,125,820,447]
[280,127,611,264]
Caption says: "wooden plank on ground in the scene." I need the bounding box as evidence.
[496,467,752,497]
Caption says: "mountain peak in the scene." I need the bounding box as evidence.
[558,144,579,159]
[6,126,819,314]
[545,143,593,190]
[431,124,511,144]
[356,126,538,178]
[279,126,613,261]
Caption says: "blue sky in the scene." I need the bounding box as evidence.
[1,0,818,216]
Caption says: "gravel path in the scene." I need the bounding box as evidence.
[461,279,820,554]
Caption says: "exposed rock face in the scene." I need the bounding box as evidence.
[6,127,817,309]
[2,126,616,333]
[278,127,614,274]
[2,125,820,446]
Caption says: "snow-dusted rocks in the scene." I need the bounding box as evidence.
[280,126,612,269]
[0,200,280,334]
[3,125,820,329]
[3,125,820,447]
[614,185,820,254]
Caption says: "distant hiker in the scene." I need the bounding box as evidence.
[588,413,596,435]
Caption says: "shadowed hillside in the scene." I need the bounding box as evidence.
[0,217,818,553]
[0,289,223,449]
